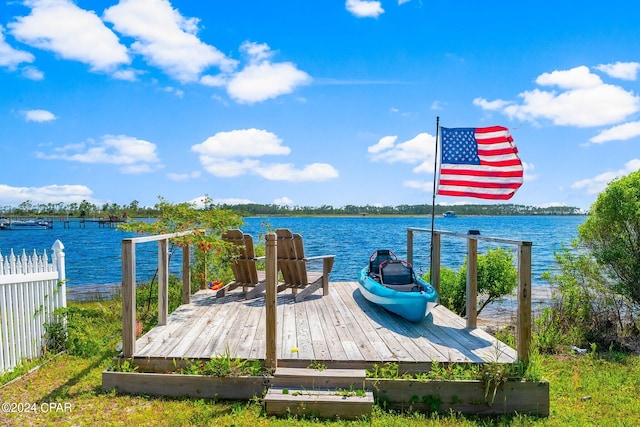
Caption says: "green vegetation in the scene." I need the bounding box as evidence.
[2,172,639,425]
[578,169,640,305]
[164,350,267,377]
[1,295,638,426]
[426,247,518,317]
[1,198,582,218]
[117,196,243,289]
[540,170,640,353]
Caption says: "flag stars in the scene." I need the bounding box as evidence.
[442,128,480,164]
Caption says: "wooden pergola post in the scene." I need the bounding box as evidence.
[431,232,441,298]
[120,230,194,359]
[122,239,136,358]
[406,229,414,266]
[517,242,532,363]
[265,233,278,370]
[158,239,168,326]
[466,235,478,329]
[182,244,191,304]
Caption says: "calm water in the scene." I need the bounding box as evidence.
[0,216,585,299]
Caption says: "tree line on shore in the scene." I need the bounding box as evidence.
[1,199,584,218]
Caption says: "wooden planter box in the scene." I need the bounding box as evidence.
[103,371,548,416]
[367,378,549,416]
[102,371,268,400]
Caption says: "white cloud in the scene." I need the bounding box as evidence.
[166,171,201,182]
[200,74,227,87]
[346,0,384,18]
[213,197,254,205]
[35,134,162,173]
[274,196,294,206]
[472,97,511,111]
[590,121,640,144]
[192,128,338,182]
[367,132,436,172]
[162,86,185,98]
[103,0,237,82]
[188,196,255,207]
[539,202,568,208]
[0,24,34,69]
[367,135,397,154]
[111,69,139,81]
[0,183,95,204]
[430,100,446,111]
[595,61,640,81]
[197,158,261,178]
[21,66,44,80]
[226,42,311,104]
[9,0,130,73]
[571,159,640,195]
[255,162,338,182]
[24,109,56,122]
[192,129,291,158]
[535,66,602,89]
[522,161,538,182]
[476,66,640,128]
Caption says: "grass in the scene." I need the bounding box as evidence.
[1,298,639,426]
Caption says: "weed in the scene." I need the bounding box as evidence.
[171,349,267,377]
[307,360,327,371]
[43,317,67,355]
[366,362,401,379]
[335,386,366,398]
[112,359,138,373]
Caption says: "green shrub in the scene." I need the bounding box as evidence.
[578,169,640,305]
[426,247,518,317]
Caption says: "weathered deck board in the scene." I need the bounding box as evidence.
[132,282,517,368]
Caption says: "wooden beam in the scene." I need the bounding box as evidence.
[182,244,191,305]
[122,239,136,358]
[158,239,168,326]
[406,228,414,266]
[265,233,277,370]
[517,242,532,363]
[432,232,441,298]
[466,236,478,329]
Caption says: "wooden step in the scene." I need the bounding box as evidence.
[271,367,367,390]
[264,387,374,420]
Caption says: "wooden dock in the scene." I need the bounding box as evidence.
[131,282,516,373]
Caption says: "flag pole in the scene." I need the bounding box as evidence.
[429,116,440,284]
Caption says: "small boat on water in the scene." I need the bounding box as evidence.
[443,211,457,218]
[357,250,438,322]
[0,218,53,230]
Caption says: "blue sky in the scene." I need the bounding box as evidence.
[1,0,639,212]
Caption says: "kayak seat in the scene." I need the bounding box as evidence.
[369,249,398,276]
[380,259,414,286]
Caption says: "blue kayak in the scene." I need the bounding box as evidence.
[357,250,438,322]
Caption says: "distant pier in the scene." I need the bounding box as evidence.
[0,214,128,230]
[61,214,128,229]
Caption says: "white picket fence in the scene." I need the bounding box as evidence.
[0,240,66,373]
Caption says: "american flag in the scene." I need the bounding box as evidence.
[437,126,523,200]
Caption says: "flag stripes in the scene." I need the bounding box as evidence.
[437,126,524,200]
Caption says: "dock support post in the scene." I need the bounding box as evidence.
[407,229,414,266]
[182,244,191,305]
[122,239,136,358]
[158,239,168,326]
[517,242,532,363]
[265,233,278,370]
[466,235,478,329]
[431,232,441,298]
